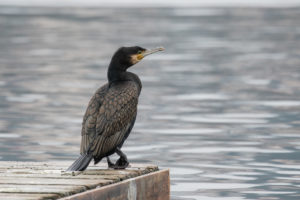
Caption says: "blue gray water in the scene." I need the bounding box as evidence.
[0,6,300,200]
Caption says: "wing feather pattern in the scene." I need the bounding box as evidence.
[80,81,139,161]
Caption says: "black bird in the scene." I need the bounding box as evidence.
[67,46,164,171]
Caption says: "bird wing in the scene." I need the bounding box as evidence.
[80,83,109,154]
[80,81,139,158]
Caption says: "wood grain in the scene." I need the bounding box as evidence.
[0,161,168,200]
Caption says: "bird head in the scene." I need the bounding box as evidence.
[111,46,164,70]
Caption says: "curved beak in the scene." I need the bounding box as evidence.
[142,47,165,57]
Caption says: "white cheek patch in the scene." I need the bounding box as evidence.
[130,55,140,64]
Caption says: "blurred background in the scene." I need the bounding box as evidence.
[1,0,300,200]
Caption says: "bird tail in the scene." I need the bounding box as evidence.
[67,154,93,171]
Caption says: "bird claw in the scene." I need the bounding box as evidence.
[108,157,129,169]
[107,162,116,168]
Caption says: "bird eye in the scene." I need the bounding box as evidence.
[137,50,142,54]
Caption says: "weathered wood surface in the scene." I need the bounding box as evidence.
[62,169,170,200]
[0,161,169,200]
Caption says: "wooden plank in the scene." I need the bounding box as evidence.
[60,169,170,200]
[0,162,157,169]
[0,173,115,179]
[0,173,135,181]
[0,161,71,169]
[0,168,146,176]
[0,193,59,200]
[0,177,112,186]
[0,184,86,194]
[0,161,168,200]
[136,169,170,200]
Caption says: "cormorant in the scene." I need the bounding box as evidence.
[67,46,164,171]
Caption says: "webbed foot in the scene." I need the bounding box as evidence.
[113,156,129,169]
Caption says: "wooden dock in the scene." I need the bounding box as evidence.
[0,161,169,200]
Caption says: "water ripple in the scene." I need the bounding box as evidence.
[172,147,293,154]
[6,94,47,103]
[173,182,258,191]
[134,128,222,135]
[163,93,230,101]
[0,133,21,138]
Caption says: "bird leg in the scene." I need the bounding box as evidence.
[106,148,129,169]
[114,147,129,169]
[106,157,115,168]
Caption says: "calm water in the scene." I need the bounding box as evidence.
[0,6,300,200]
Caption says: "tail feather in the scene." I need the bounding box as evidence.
[67,154,93,171]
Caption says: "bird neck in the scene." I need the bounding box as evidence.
[107,63,142,91]
[107,69,125,82]
[107,59,126,82]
